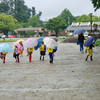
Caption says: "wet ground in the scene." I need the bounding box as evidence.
[0,42,100,100]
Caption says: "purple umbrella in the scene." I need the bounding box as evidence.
[23,39,38,48]
[73,29,85,35]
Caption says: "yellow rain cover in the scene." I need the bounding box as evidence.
[29,48,34,52]
[47,48,53,53]
[39,44,44,51]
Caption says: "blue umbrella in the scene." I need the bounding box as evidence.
[73,29,85,35]
[84,37,97,47]
[34,38,43,50]
[0,43,12,53]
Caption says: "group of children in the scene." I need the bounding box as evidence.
[12,40,57,64]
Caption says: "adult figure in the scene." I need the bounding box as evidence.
[78,33,85,53]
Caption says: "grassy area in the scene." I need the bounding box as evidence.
[94,39,100,46]
[57,37,66,41]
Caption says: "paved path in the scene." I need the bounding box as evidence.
[0,42,100,100]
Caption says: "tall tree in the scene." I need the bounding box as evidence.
[0,2,10,14]
[27,16,40,27]
[32,7,36,16]
[45,17,67,37]
[58,8,75,26]
[91,0,100,11]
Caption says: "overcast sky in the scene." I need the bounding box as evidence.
[24,0,100,21]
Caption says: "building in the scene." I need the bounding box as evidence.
[65,22,100,38]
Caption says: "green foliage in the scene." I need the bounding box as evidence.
[76,14,90,22]
[0,2,10,14]
[94,39,100,46]
[27,16,40,27]
[0,13,22,35]
[58,8,75,25]
[91,0,100,11]
[45,17,67,37]
[26,31,35,35]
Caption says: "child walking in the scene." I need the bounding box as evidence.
[39,41,46,60]
[48,46,57,63]
[26,48,34,62]
[13,45,20,63]
[19,41,24,56]
[0,52,7,63]
[85,44,94,61]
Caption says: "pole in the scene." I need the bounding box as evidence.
[90,13,92,34]
[68,17,70,37]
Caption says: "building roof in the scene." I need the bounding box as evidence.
[71,22,79,26]
[65,25,92,31]
[65,22,100,31]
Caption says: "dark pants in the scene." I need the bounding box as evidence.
[49,53,53,60]
[14,53,19,60]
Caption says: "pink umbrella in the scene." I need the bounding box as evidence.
[23,39,38,48]
[13,42,22,50]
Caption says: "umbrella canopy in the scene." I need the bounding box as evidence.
[1,35,6,38]
[84,37,97,47]
[0,43,12,53]
[73,29,85,35]
[51,37,58,42]
[34,37,43,50]
[44,38,57,48]
[23,38,38,48]
[17,39,24,43]
[13,42,22,50]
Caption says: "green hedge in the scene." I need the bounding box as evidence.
[94,39,100,46]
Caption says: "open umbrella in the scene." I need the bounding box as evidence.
[84,36,97,47]
[73,29,85,35]
[44,38,57,48]
[50,37,58,42]
[23,38,38,48]
[13,42,22,50]
[34,37,43,50]
[0,43,12,53]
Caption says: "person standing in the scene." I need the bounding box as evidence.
[78,33,85,53]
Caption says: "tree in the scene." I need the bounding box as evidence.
[32,7,36,16]
[76,14,90,22]
[91,0,100,11]
[58,8,75,26]
[27,16,40,27]
[0,13,22,35]
[0,2,10,14]
[45,17,67,37]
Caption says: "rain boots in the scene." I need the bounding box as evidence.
[50,59,53,63]
[86,56,93,61]
[3,57,5,63]
[40,56,41,60]
[85,56,88,61]
[90,56,93,61]
[42,57,44,61]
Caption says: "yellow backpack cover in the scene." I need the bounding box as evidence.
[29,48,34,52]
[39,44,44,51]
[85,46,90,50]
[47,48,53,53]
